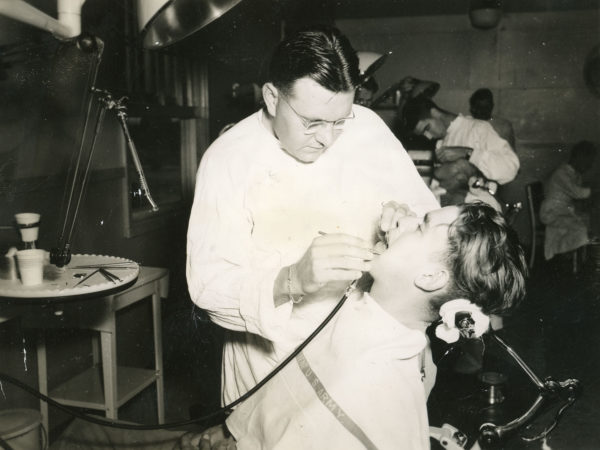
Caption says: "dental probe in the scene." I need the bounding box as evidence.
[317,230,382,254]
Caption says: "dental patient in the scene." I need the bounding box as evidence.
[182,202,527,450]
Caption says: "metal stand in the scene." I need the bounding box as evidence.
[50,50,158,267]
[94,88,159,214]
[477,333,580,447]
[431,332,580,449]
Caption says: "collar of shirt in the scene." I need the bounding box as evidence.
[322,291,427,361]
[446,113,466,136]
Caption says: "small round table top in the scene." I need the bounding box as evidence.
[0,254,139,303]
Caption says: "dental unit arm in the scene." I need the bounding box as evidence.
[430,332,581,449]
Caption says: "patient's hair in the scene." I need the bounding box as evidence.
[268,25,360,96]
[432,203,527,316]
[402,95,439,132]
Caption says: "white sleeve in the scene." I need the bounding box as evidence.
[362,109,439,217]
[559,168,592,199]
[468,124,520,185]
[186,149,292,340]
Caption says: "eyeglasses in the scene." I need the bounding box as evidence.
[279,95,355,135]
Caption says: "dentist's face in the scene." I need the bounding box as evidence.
[269,78,355,163]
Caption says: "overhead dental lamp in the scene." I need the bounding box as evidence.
[357,51,389,83]
[137,0,243,49]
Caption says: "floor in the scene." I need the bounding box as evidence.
[48,246,600,449]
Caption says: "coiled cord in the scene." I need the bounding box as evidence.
[0,280,358,431]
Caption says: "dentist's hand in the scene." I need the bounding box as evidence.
[293,233,374,295]
[385,215,421,247]
[379,202,417,246]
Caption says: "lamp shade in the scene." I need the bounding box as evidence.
[138,0,243,49]
[357,51,383,75]
[137,0,169,34]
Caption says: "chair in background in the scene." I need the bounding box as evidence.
[526,181,545,270]
[407,149,434,185]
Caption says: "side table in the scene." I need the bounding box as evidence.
[16,266,169,433]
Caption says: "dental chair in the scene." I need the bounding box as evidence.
[428,329,580,450]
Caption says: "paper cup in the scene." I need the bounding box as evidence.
[16,249,45,286]
[15,213,41,243]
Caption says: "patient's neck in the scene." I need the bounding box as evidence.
[370,281,430,332]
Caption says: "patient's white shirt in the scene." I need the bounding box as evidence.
[226,292,431,450]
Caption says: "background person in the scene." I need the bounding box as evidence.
[469,88,516,149]
[186,25,439,406]
[402,96,519,209]
[540,140,598,260]
[183,203,527,450]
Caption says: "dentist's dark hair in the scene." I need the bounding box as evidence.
[268,25,361,96]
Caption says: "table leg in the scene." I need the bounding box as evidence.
[152,286,165,423]
[36,330,49,434]
[101,328,118,419]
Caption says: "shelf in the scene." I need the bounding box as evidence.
[49,365,159,410]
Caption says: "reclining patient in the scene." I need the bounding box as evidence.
[182,202,527,450]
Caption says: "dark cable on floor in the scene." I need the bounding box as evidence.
[0,280,358,431]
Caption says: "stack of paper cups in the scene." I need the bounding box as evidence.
[14,213,41,244]
[16,249,45,286]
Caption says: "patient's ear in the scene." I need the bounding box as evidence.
[263,83,278,116]
[414,268,449,292]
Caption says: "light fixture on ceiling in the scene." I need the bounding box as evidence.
[469,0,503,30]
[137,0,243,50]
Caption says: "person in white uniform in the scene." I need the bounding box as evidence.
[469,88,516,150]
[181,202,527,450]
[540,140,597,260]
[186,26,439,406]
[402,96,519,210]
